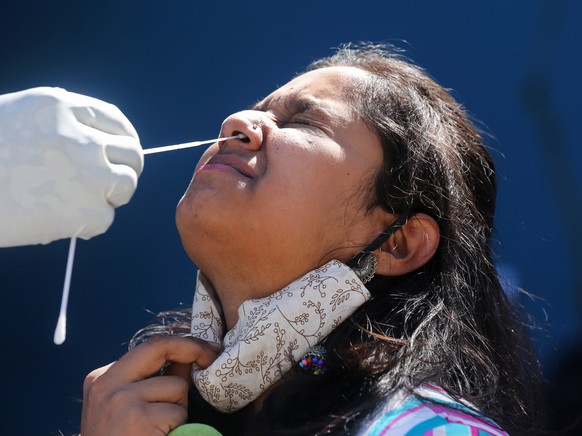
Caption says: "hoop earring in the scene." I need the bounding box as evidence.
[352,254,377,284]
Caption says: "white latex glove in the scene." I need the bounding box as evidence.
[0,87,143,247]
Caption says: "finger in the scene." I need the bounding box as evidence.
[82,362,116,427]
[82,382,188,436]
[76,204,114,240]
[107,336,218,384]
[84,362,115,389]
[68,125,142,207]
[130,376,190,408]
[163,362,195,386]
[70,97,139,140]
[105,162,139,207]
[146,402,188,435]
[105,135,144,176]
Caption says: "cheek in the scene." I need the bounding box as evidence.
[258,163,355,238]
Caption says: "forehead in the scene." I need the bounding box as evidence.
[284,66,367,95]
[262,66,370,108]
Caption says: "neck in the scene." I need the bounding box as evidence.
[190,243,351,330]
[189,259,372,413]
[200,261,311,331]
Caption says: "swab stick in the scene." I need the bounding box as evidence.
[53,236,77,345]
[53,134,246,344]
[143,134,245,155]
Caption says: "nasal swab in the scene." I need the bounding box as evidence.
[143,134,245,155]
[53,236,77,345]
[53,135,246,344]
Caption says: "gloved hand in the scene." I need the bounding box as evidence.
[0,87,143,247]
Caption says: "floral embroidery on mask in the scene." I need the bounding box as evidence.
[190,260,371,412]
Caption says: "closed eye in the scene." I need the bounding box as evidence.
[284,117,333,138]
[287,117,313,127]
[250,96,332,134]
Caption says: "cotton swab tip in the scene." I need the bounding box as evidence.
[53,313,67,345]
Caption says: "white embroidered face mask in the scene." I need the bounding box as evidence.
[189,259,371,413]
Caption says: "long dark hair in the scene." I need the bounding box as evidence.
[134,44,545,435]
[248,44,544,435]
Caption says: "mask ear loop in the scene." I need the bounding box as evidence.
[347,212,411,269]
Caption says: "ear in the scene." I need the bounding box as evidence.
[374,213,440,277]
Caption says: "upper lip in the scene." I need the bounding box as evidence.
[205,153,257,178]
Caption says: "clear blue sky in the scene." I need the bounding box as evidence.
[1,1,580,433]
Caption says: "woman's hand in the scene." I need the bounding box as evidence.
[81,335,219,436]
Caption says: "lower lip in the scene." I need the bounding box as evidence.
[197,162,248,177]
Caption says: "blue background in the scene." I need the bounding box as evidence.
[0,1,580,434]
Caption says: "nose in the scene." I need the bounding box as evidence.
[220,110,263,151]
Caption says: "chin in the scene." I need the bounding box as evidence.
[175,188,232,265]
[175,193,190,235]
[175,190,204,257]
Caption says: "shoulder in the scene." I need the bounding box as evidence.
[361,386,508,436]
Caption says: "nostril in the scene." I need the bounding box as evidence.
[233,131,250,143]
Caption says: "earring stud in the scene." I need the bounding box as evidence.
[297,345,328,375]
[352,254,377,284]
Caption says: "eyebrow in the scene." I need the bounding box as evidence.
[248,95,337,132]
[283,97,317,115]
[248,96,317,115]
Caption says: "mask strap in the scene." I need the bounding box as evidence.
[347,212,411,268]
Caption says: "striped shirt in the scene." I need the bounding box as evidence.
[363,386,508,436]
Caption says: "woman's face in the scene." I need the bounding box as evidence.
[176,66,389,310]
